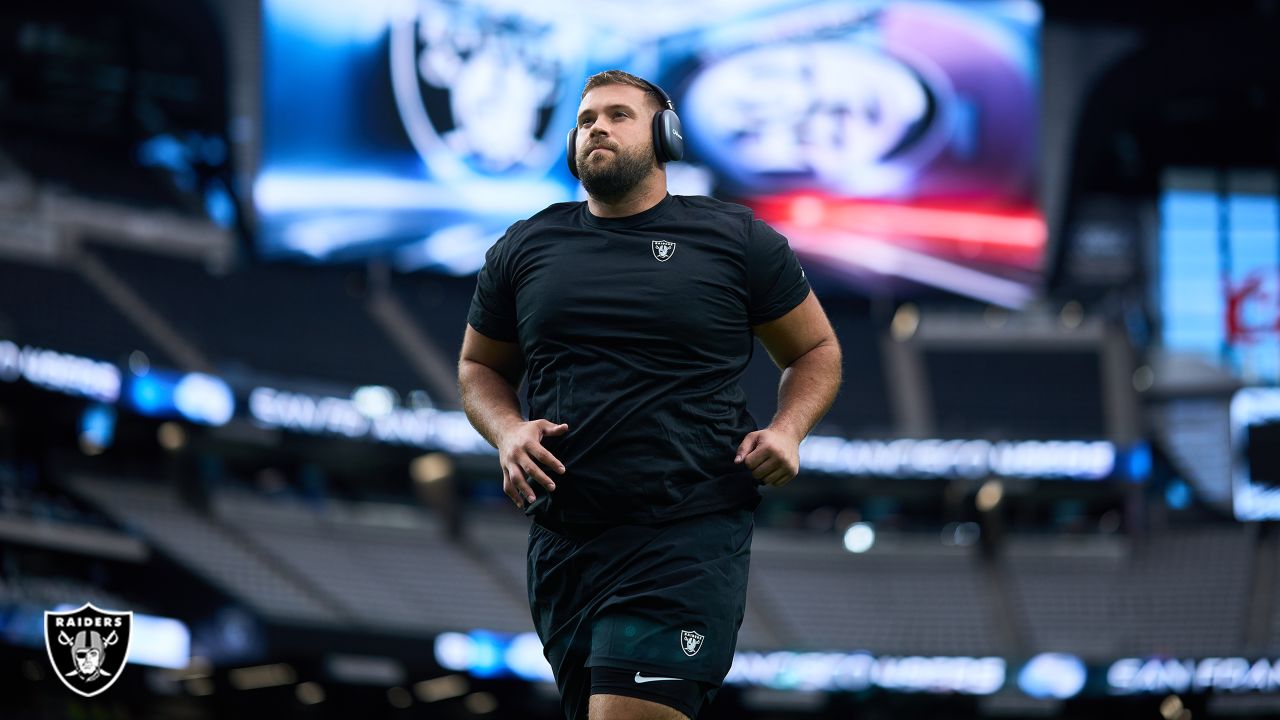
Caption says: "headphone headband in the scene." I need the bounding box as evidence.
[640,79,675,112]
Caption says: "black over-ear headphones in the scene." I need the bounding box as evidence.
[566,78,684,179]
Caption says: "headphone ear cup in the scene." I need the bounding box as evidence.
[651,109,685,164]
[665,110,684,162]
[566,127,579,178]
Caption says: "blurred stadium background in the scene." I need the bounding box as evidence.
[2,1,1280,718]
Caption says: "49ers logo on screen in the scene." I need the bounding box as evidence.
[45,603,133,697]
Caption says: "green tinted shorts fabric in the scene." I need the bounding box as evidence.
[527,502,755,719]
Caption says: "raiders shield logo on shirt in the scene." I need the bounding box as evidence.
[652,240,676,262]
[45,603,133,697]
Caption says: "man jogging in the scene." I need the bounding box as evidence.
[459,70,842,720]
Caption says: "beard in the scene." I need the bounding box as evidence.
[577,140,657,202]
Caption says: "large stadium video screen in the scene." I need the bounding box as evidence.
[257,0,1042,306]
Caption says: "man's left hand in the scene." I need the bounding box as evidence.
[734,428,801,487]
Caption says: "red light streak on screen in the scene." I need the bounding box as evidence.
[753,194,1045,266]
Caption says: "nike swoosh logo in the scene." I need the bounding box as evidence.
[634,672,683,684]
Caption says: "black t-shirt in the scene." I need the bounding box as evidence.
[467,194,810,524]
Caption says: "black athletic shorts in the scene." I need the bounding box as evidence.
[527,501,756,720]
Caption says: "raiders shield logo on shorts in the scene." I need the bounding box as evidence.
[45,603,133,697]
[680,629,705,657]
[652,240,676,262]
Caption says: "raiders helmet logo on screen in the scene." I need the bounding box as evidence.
[680,629,704,657]
[45,603,133,697]
[388,0,578,178]
[652,240,677,262]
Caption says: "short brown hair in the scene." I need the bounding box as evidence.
[580,70,666,113]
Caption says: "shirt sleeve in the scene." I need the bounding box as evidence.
[467,227,520,342]
[746,218,811,325]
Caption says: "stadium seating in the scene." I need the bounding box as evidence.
[1006,527,1254,659]
[72,477,342,625]
[751,533,1003,656]
[0,257,174,366]
[87,244,424,391]
[60,475,1271,662]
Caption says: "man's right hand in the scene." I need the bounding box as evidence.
[499,419,568,509]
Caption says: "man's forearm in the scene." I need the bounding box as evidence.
[459,359,525,449]
[768,340,842,442]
